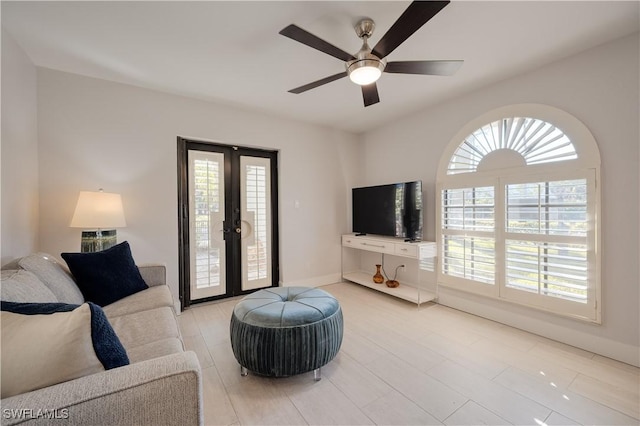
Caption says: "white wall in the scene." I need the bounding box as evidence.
[1,29,39,265]
[360,33,640,365]
[36,69,359,308]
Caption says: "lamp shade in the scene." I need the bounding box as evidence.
[70,191,126,229]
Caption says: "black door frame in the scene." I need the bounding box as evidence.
[177,137,279,310]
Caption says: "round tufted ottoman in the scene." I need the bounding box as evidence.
[230,287,343,380]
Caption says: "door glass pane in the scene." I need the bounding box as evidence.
[189,150,226,299]
[240,156,272,291]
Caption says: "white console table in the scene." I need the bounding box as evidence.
[341,234,437,305]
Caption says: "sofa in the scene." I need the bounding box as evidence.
[0,251,202,425]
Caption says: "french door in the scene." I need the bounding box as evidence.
[177,138,279,309]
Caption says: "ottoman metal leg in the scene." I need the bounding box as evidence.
[313,367,321,381]
[240,366,248,377]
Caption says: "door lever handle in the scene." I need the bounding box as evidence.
[221,221,230,233]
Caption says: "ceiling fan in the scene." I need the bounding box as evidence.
[279,1,463,107]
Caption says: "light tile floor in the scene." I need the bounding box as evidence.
[178,282,640,426]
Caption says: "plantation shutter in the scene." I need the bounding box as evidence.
[441,186,496,290]
[437,110,600,322]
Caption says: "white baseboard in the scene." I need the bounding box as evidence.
[281,273,342,288]
[438,288,640,367]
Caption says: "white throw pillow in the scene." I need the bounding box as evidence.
[0,270,57,303]
[1,302,129,398]
[18,253,84,304]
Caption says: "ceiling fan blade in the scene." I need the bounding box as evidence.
[279,24,355,62]
[385,60,463,76]
[288,71,348,94]
[362,83,380,107]
[372,1,450,59]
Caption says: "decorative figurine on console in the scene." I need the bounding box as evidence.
[383,264,403,288]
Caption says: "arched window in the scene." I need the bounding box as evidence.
[447,117,577,174]
[437,104,601,322]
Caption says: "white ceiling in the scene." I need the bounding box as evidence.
[3,1,639,134]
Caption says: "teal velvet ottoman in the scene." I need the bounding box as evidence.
[230,287,343,380]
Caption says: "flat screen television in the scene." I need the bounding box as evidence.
[352,181,423,241]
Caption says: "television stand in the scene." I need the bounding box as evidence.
[341,234,437,305]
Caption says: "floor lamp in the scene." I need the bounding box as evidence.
[70,189,126,253]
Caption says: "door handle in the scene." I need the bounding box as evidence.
[235,227,242,234]
[221,221,231,234]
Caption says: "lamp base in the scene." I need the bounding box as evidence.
[81,230,117,253]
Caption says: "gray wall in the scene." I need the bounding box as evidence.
[33,68,360,308]
[360,33,639,365]
[1,29,39,264]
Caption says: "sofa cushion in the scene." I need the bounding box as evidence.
[17,253,84,304]
[109,306,180,351]
[1,269,58,303]
[102,285,175,318]
[0,301,129,398]
[126,338,185,363]
[61,241,148,307]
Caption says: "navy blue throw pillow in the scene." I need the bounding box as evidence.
[61,241,148,307]
[85,302,130,369]
[0,301,129,370]
[0,301,79,314]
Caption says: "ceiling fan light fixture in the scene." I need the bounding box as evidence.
[347,58,385,86]
[280,2,461,106]
[346,19,386,86]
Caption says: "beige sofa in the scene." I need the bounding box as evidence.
[1,253,202,425]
